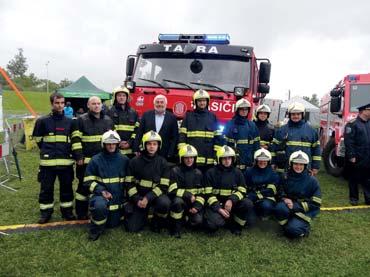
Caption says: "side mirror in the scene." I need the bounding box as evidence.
[258,83,270,94]
[330,96,342,113]
[259,62,271,84]
[126,56,136,77]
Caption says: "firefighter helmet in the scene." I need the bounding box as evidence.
[193,89,210,102]
[113,86,130,97]
[101,130,121,148]
[288,102,305,115]
[254,148,272,162]
[289,150,309,165]
[235,98,251,110]
[255,104,271,116]
[142,130,162,150]
[178,144,198,162]
[216,145,236,164]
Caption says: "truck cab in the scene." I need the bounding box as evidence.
[320,73,370,176]
[124,34,271,126]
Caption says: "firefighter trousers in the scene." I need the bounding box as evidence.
[75,164,89,218]
[124,195,171,233]
[251,198,276,220]
[204,198,254,232]
[38,166,74,217]
[348,166,370,204]
[89,195,123,235]
[274,201,310,238]
[169,197,204,232]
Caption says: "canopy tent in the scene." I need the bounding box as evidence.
[278,96,320,127]
[57,76,111,100]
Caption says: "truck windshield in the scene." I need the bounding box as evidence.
[350,84,370,112]
[133,54,250,92]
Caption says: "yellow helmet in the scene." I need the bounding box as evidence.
[289,150,309,165]
[193,89,210,102]
[113,86,130,96]
[235,98,251,110]
[142,130,162,150]
[288,102,305,115]
[101,130,121,148]
[255,104,271,116]
[254,148,272,162]
[216,145,236,164]
[178,144,198,162]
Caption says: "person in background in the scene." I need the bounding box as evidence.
[64,101,74,118]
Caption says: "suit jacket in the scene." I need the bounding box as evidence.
[134,110,179,159]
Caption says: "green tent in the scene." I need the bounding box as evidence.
[57,76,111,100]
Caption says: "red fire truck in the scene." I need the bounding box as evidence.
[320,73,370,176]
[123,34,271,128]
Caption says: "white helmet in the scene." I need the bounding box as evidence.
[289,150,309,165]
[101,130,121,148]
[255,104,271,116]
[288,102,305,115]
[235,98,251,110]
[254,148,272,162]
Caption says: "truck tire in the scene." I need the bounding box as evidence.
[322,138,344,177]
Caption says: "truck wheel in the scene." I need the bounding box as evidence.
[322,138,343,177]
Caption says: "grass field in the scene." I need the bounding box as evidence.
[3,90,51,115]
[1,91,370,276]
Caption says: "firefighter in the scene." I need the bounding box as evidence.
[274,151,322,238]
[179,89,223,172]
[271,102,321,175]
[32,92,75,223]
[168,144,204,238]
[106,86,139,158]
[84,130,129,240]
[71,96,114,219]
[254,104,275,151]
[244,148,280,221]
[124,131,171,233]
[223,98,260,170]
[204,145,254,235]
[344,102,370,205]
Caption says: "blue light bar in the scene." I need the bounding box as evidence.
[158,33,230,44]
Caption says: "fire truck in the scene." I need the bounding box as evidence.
[320,73,370,176]
[123,34,271,127]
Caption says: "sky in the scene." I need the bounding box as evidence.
[1,0,370,101]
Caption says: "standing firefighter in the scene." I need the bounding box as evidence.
[124,131,171,233]
[84,130,129,240]
[271,102,321,175]
[178,89,223,172]
[32,92,75,223]
[71,96,114,219]
[168,144,204,238]
[223,98,260,170]
[106,86,139,157]
[254,104,275,151]
[274,151,322,238]
[204,145,254,235]
[244,148,280,221]
[344,102,370,206]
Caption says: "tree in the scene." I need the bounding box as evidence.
[303,93,319,107]
[59,78,73,88]
[6,48,28,78]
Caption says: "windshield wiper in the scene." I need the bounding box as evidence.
[138,78,169,93]
[189,82,229,95]
[162,79,194,91]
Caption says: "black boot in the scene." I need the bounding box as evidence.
[76,200,88,220]
[88,224,103,241]
[38,211,52,224]
[229,222,242,236]
[61,208,76,221]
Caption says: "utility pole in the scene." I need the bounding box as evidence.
[46,61,50,93]
[288,89,291,100]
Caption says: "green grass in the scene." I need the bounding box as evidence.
[0,149,369,276]
[3,90,51,115]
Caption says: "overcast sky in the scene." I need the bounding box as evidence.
[1,0,370,100]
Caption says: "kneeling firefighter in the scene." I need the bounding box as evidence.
[83,130,129,240]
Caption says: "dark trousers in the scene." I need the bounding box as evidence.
[169,197,204,232]
[75,164,89,217]
[252,198,276,219]
[204,198,254,232]
[124,195,171,232]
[89,195,123,235]
[348,165,370,204]
[38,166,74,217]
